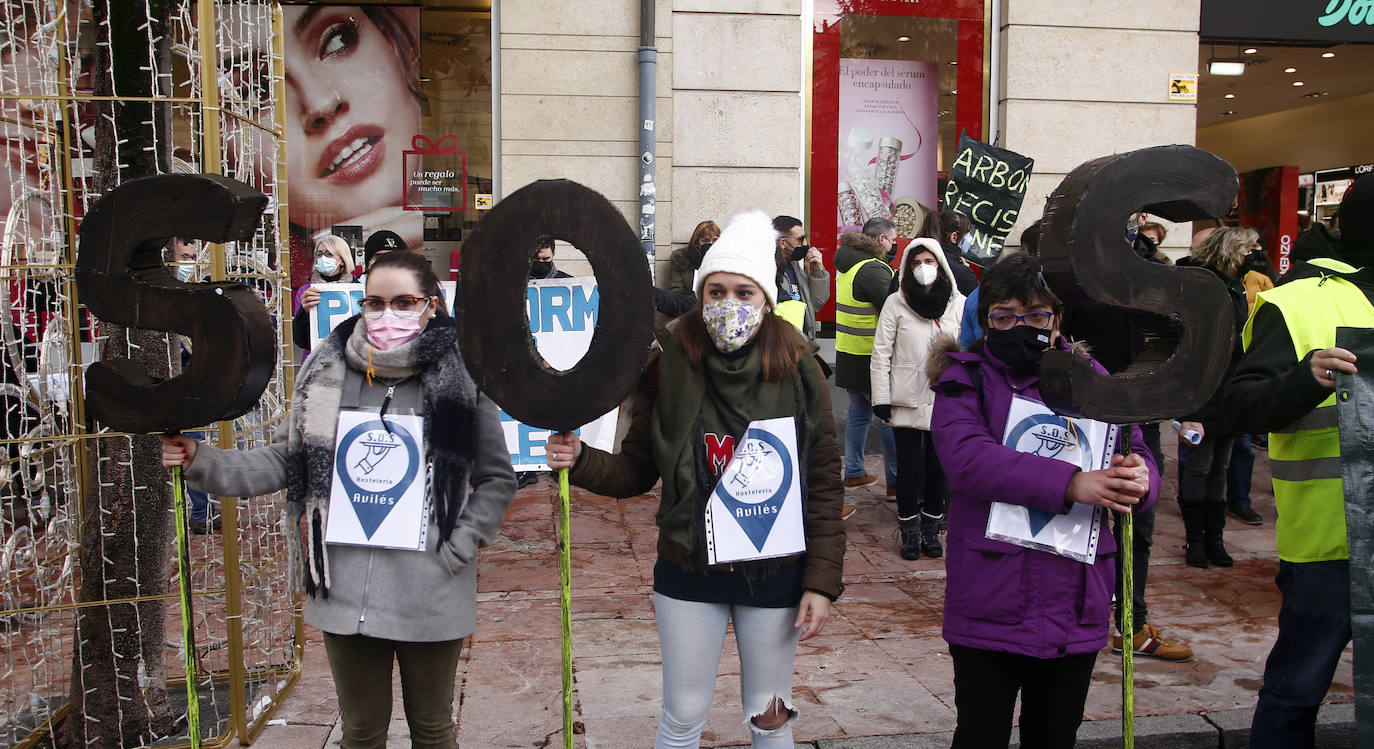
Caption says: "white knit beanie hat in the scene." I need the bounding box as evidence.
[694,210,779,307]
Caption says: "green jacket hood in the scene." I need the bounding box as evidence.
[835,232,886,272]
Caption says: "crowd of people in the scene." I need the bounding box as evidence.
[155,175,1373,748]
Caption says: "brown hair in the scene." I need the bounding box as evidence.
[366,250,449,317]
[363,9,422,104]
[689,220,721,251]
[678,305,806,381]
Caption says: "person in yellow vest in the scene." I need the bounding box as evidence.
[835,219,900,493]
[1223,174,1374,749]
[773,215,831,340]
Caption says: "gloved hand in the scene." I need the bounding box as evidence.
[872,404,892,422]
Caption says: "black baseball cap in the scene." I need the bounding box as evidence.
[363,230,406,268]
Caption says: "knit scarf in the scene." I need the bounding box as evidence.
[286,315,477,597]
[901,271,953,320]
[651,336,815,581]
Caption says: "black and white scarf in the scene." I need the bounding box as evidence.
[286,315,477,597]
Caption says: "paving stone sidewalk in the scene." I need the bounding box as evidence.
[252,395,1354,748]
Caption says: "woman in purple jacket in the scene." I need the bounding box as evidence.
[928,253,1159,748]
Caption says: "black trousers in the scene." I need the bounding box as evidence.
[892,427,947,519]
[950,644,1097,749]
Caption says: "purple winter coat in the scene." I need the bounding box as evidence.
[930,338,1159,659]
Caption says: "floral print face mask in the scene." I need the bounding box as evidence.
[701,298,764,353]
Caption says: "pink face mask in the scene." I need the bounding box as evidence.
[366,310,425,351]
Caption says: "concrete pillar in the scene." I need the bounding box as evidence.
[999,0,1202,254]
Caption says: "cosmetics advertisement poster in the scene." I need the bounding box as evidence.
[283,5,422,287]
[836,58,939,240]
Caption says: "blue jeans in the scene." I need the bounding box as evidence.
[1251,560,1351,749]
[653,593,800,748]
[1226,434,1255,509]
[843,388,897,485]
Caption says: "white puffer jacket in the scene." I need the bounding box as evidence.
[870,238,966,430]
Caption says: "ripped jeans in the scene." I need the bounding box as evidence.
[653,593,801,748]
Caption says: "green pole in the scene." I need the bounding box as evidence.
[171,466,202,749]
[558,467,574,748]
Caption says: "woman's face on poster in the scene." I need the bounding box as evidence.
[283,6,419,230]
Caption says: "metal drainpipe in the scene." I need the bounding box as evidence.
[638,0,657,282]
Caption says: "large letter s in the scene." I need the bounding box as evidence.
[1038,145,1238,423]
[75,173,276,433]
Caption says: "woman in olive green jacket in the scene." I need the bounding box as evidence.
[548,210,844,748]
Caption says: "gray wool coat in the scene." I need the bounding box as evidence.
[184,366,516,642]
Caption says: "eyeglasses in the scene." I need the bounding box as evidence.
[987,310,1055,330]
[359,295,433,319]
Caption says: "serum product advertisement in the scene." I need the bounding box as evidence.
[836,58,939,238]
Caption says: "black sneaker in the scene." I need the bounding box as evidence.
[1228,506,1262,526]
[516,471,539,489]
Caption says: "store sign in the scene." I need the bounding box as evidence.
[404,135,467,212]
[1201,0,1374,44]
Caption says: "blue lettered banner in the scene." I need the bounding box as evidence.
[309,278,616,470]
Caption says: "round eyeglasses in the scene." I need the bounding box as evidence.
[987,310,1054,331]
[359,295,434,320]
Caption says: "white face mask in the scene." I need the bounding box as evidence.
[914,263,939,287]
[315,256,340,277]
[958,234,974,253]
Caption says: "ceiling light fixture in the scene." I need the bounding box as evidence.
[948,60,958,66]
[1293,80,1305,86]
[1322,51,1335,58]
[1221,110,1236,116]
[1225,93,1236,99]
[1284,67,1298,73]
[1244,47,1258,54]
[897,35,910,42]
[1209,59,1246,76]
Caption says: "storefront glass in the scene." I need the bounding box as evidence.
[280,3,492,287]
[809,0,989,250]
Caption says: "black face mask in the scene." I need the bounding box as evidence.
[790,243,811,262]
[985,324,1054,374]
[530,260,555,278]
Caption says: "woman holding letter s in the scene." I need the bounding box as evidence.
[928,252,1159,748]
[546,210,845,749]
[160,251,516,749]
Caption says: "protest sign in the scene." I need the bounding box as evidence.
[985,396,1112,563]
[704,417,807,565]
[942,135,1034,267]
[309,276,615,470]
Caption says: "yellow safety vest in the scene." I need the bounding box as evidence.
[775,299,807,331]
[1244,258,1374,562]
[835,257,889,356]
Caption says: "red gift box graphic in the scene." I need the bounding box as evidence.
[403,134,467,211]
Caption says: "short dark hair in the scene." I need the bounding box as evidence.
[978,251,1061,324]
[862,217,895,239]
[772,215,803,235]
[1019,220,1043,257]
[537,236,556,252]
[366,249,449,317]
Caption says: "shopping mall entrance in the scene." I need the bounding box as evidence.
[1196,0,1374,273]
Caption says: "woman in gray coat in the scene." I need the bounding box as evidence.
[160,251,516,749]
